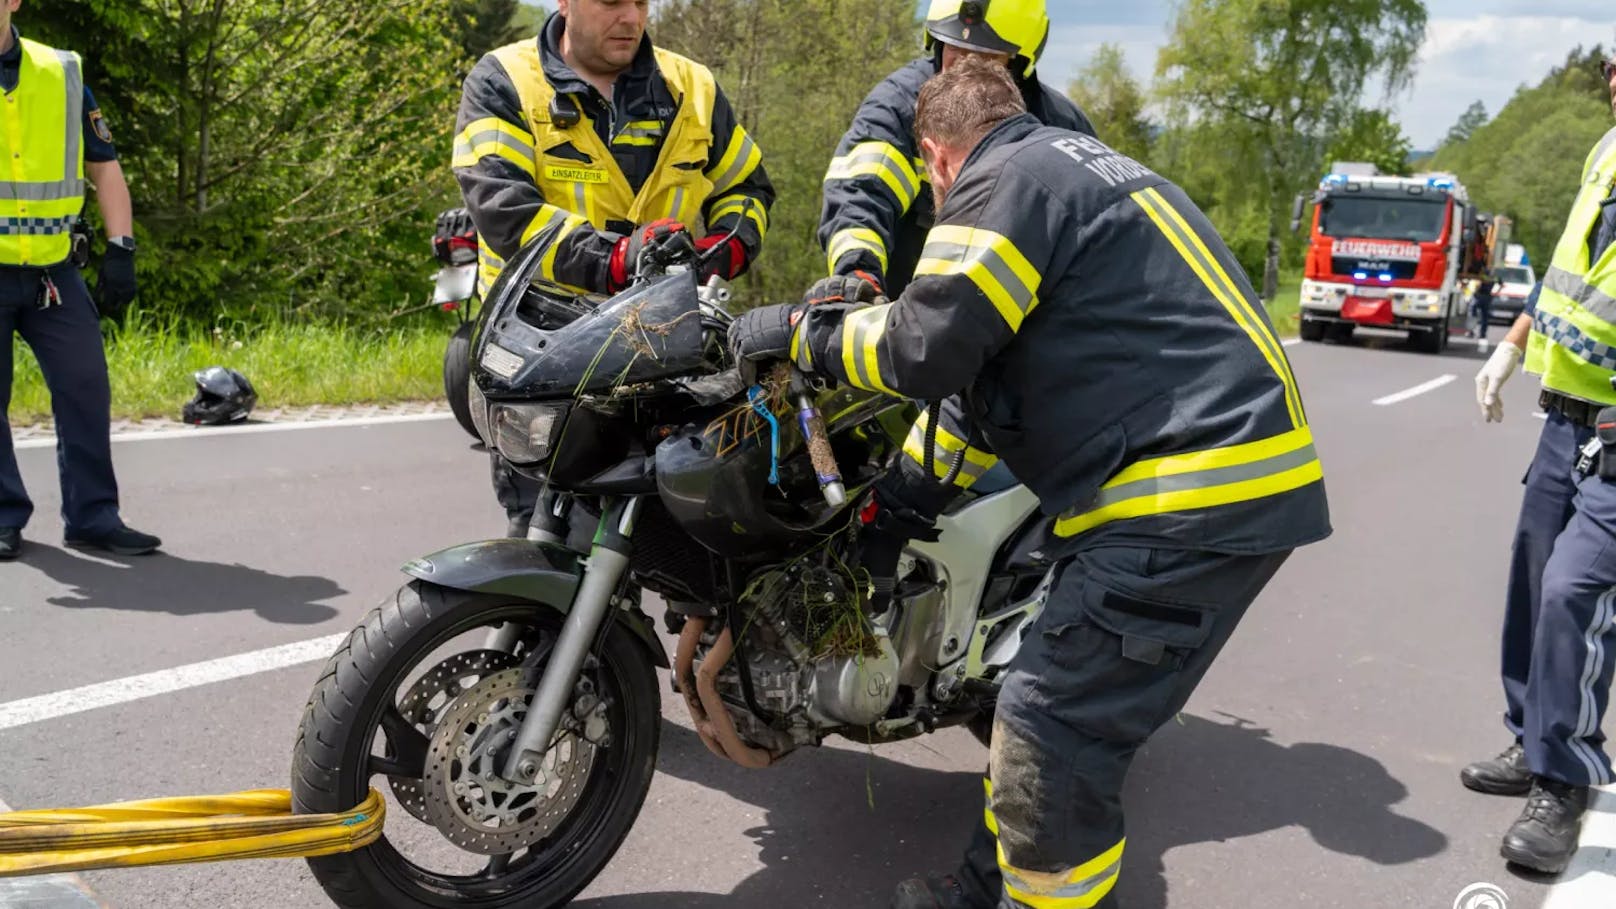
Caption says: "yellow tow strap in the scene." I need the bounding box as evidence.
[0,788,384,877]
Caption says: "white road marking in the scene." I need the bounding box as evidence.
[0,634,347,732]
[0,795,105,908]
[1542,785,1616,909]
[15,412,453,451]
[1373,374,1457,407]
[1282,338,1302,347]
[1537,412,1550,421]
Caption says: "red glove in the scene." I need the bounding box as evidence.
[609,219,688,292]
[695,234,749,281]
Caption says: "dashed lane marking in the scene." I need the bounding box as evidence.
[1373,374,1457,407]
[0,634,348,732]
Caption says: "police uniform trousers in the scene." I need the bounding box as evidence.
[1500,407,1616,787]
[0,263,121,537]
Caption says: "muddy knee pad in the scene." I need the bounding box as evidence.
[987,706,1130,872]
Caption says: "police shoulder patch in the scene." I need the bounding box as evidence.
[88,110,113,144]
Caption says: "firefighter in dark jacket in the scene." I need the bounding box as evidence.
[731,60,1331,909]
[453,0,775,537]
[817,0,1094,300]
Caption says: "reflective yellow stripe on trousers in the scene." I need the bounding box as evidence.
[983,779,1123,909]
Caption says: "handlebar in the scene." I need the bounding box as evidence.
[785,366,846,509]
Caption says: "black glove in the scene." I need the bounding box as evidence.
[727,303,804,385]
[609,218,691,292]
[97,243,137,317]
[434,207,474,240]
[433,208,477,265]
[804,272,881,307]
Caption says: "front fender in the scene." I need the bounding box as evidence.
[403,539,669,668]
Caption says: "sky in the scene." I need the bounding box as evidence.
[1035,0,1615,149]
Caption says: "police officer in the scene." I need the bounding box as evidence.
[817,0,1094,300]
[1460,52,1616,875]
[0,1,158,560]
[454,0,775,538]
[731,60,1331,909]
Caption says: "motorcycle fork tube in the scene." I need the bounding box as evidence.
[487,493,575,652]
[501,495,641,784]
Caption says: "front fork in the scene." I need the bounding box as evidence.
[498,495,642,784]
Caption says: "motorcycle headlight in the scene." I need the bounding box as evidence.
[491,403,569,465]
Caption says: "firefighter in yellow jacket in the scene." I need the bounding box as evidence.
[452,0,775,536]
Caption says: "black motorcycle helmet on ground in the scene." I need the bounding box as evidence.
[183,366,257,425]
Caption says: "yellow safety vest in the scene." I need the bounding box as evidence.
[1525,126,1616,404]
[474,42,719,295]
[0,38,85,267]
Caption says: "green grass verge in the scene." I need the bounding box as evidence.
[8,272,1305,428]
[9,313,451,426]
[1266,272,1301,338]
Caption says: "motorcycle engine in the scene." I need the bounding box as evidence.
[698,563,905,757]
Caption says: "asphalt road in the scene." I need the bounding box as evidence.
[1,326,1607,909]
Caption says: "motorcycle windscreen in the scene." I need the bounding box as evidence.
[470,230,711,399]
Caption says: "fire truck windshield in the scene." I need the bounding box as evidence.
[1318,196,1448,243]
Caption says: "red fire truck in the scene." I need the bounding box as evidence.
[1294,163,1504,353]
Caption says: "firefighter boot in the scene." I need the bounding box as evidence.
[890,875,984,909]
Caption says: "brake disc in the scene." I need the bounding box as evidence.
[422,668,600,855]
[387,649,520,824]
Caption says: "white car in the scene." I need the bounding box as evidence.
[1491,264,1536,323]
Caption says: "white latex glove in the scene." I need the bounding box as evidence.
[1475,341,1523,423]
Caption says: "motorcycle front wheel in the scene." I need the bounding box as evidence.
[443,322,479,441]
[291,580,660,909]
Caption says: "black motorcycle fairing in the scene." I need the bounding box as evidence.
[473,268,712,401]
[656,412,863,559]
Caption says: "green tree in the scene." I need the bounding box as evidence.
[453,0,525,60]
[1326,109,1413,176]
[1442,100,1488,147]
[1155,0,1427,299]
[653,0,920,304]
[28,0,463,320]
[1068,43,1153,162]
[1432,45,1613,266]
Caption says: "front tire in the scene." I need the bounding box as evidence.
[1413,318,1446,354]
[1299,315,1326,342]
[292,581,660,909]
[443,323,479,441]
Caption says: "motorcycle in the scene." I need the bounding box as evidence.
[432,208,481,440]
[290,220,1053,908]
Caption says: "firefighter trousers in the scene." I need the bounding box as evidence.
[953,543,1291,909]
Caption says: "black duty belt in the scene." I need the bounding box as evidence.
[1540,390,1606,428]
